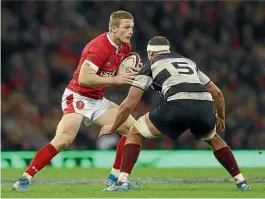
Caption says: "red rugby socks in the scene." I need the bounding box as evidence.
[120,143,141,174]
[112,136,127,170]
[214,147,244,183]
[25,143,58,177]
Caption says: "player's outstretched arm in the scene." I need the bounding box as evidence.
[78,62,137,87]
[111,87,144,131]
[205,81,225,131]
[99,87,144,137]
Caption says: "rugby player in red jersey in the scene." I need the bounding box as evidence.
[13,10,139,191]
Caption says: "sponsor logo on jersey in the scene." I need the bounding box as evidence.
[100,71,117,77]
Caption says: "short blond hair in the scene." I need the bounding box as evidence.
[109,10,134,31]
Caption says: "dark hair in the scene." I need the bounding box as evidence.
[148,36,170,46]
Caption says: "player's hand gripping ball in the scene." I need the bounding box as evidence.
[118,52,141,74]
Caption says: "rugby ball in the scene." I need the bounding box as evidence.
[118,52,140,74]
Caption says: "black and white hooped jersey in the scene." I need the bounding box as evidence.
[132,53,213,101]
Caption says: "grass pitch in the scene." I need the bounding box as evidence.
[1,167,265,198]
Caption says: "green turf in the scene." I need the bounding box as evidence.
[1,168,265,198]
[2,183,265,198]
[2,167,265,179]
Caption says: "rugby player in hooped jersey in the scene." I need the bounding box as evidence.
[100,36,251,192]
[13,10,140,191]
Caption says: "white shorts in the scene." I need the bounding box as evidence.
[61,88,113,126]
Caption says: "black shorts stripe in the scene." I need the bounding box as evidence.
[166,83,207,97]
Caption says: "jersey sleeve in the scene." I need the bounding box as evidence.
[83,45,108,72]
[198,70,211,85]
[132,61,153,91]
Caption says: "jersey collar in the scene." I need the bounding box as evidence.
[107,33,120,50]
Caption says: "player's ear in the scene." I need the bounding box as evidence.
[147,51,153,60]
[112,25,117,33]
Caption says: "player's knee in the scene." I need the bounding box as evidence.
[51,114,81,151]
[118,116,136,135]
[52,126,76,151]
[126,126,145,145]
[133,115,156,139]
[51,132,74,152]
[204,134,228,152]
[118,123,131,135]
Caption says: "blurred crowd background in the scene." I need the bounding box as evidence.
[2,1,265,151]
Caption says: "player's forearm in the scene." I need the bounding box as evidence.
[79,74,115,87]
[111,102,133,132]
[212,92,225,119]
